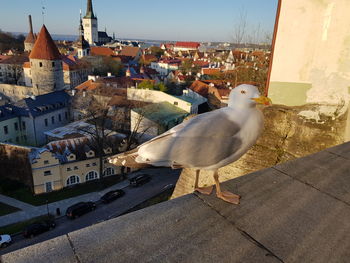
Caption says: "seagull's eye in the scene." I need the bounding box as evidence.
[241,90,246,94]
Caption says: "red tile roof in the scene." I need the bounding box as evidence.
[175,42,200,49]
[202,68,220,75]
[119,46,140,58]
[29,25,61,60]
[90,47,115,56]
[23,62,30,68]
[189,80,210,97]
[193,60,209,67]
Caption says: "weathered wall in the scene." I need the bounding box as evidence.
[0,84,38,101]
[30,58,64,94]
[269,0,350,114]
[172,104,347,199]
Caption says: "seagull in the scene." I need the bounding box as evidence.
[109,84,271,204]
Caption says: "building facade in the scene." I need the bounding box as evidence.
[0,91,71,146]
[30,138,124,194]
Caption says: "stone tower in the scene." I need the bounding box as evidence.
[83,0,98,45]
[76,15,90,58]
[24,15,36,52]
[29,25,64,94]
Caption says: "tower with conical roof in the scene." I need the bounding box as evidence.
[76,14,90,58]
[83,0,98,45]
[29,25,64,94]
[24,15,36,52]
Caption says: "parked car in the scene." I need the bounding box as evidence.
[22,220,56,238]
[0,234,11,248]
[100,189,125,203]
[129,174,151,187]
[66,202,96,219]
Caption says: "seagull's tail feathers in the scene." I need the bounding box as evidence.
[108,148,152,169]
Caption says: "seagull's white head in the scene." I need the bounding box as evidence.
[228,84,271,109]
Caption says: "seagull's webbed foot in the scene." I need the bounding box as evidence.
[213,170,240,205]
[216,191,240,204]
[195,186,213,195]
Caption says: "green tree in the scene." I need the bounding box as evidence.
[82,56,123,77]
[149,46,164,58]
[138,80,168,93]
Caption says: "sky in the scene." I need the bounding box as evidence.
[0,0,278,42]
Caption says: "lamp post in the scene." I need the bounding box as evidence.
[46,199,50,217]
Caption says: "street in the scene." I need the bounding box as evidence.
[0,167,181,256]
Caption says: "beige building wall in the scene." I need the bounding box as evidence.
[32,151,61,194]
[269,0,350,110]
[0,84,39,101]
[31,150,122,194]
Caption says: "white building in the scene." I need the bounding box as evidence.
[127,87,207,114]
[150,60,180,76]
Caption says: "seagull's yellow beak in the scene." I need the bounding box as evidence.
[252,96,272,106]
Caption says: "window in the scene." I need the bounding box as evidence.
[44,170,52,176]
[22,121,26,130]
[3,125,8,135]
[51,116,55,124]
[16,136,19,142]
[44,160,49,165]
[66,175,80,186]
[85,171,98,181]
[174,101,178,106]
[86,163,90,167]
[92,162,97,166]
[23,135,27,141]
[39,62,43,67]
[45,182,53,192]
[67,167,72,171]
[58,114,62,122]
[65,112,68,120]
[14,122,18,131]
[52,62,55,67]
[103,167,115,177]
[74,166,78,170]
[44,118,48,127]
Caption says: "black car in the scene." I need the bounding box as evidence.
[66,201,96,219]
[23,220,56,238]
[100,189,125,203]
[129,174,151,187]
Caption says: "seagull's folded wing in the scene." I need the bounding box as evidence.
[137,110,243,168]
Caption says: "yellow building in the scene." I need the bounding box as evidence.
[30,138,123,194]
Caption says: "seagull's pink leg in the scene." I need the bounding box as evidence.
[214,170,240,204]
[194,169,213,195]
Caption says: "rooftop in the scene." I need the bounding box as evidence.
[133,101,188,127]
[29,25,61,61]
[3,141,350,262]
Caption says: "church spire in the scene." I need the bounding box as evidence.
[84,0,96,19]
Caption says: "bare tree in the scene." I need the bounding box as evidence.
[233,8,248,45]
[72,87,115,181]
[72,84,155,178]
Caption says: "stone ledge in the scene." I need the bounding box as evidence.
[2,142,350,263]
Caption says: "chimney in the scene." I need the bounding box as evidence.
[28,15,33,33]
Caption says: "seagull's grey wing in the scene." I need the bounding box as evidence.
[137,110,243,168]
